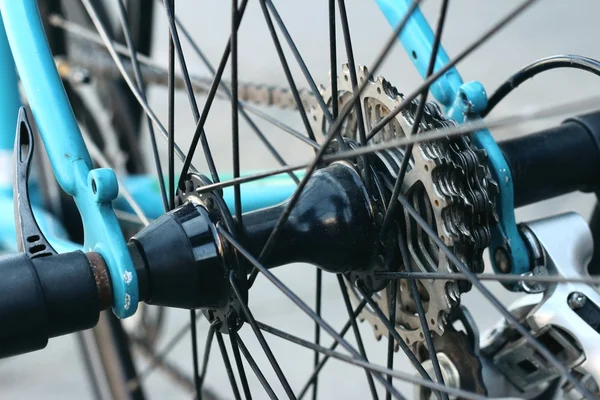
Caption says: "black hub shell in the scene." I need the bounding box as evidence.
[242,162,377,273]
[130,203,229,310]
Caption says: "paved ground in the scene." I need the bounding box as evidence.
[3,0,600,399]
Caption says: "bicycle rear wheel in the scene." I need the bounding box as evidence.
[31,1,600,399]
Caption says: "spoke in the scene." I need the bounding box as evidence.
[231,0,242,226]
[312,269,322,400]
[239,103,319,150]
[54,12,328,155]
[383,0,449,396]
[132,340,196,393]
[314,0,422,150]
[237,335,278,400]
[337,0,371,186]
[163,0,220,184]
[264,0,334,127]
[219,227,404,399]
[392,189,596,399]
[257,322,487,400]
[355,285,439,400]
[229,274,296,399]
[130,311,202,388]
[397,232,447,400]
[297,298,367,400]
[50,13,315,156]
[258,0,317,142]
[76,333,103,400]
[253,0,421,267]
[375,271,600,285]
[52,16,316,158]
[366,0,539,142]
[380,0,448,236]
[162,0,197,119]
[190,310,202,397]
[216,331,243,400]
[79,0,194,171]
[229,324,253,400]
[198,326,216,397]
[191,91,600,196]
[337,276,379,400]
[329,0,338,122]
[197,164,307,196]
[176,3,206,381]
[166,0,176,209]
[116,0,168,212]
[177,0,250,188]
[385,269,398,400]
[115,210,147,226]
[172,14,301,185]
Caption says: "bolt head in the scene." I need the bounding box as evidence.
[568,292,587,309]
[494,247,511,274]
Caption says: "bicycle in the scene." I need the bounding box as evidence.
[1,0,600,399]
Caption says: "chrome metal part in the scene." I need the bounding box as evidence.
[311,65,446,343]
[311,64,496,347]
[415,352,460,400]
[568,292,587,310]
[493,247,511,274]
[492,325,583,392]
[481,213,600,398]
[423,318,487,397]
[524,213,600,393]
[564,374,600,400]
[518,266,550,294]
[518,224,548,293]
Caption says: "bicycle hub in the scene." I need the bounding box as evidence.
[129,160,394,329]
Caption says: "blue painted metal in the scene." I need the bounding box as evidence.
[375,0,462,107]
[448,83,530,279]
[0,0,138,317]
[222,172,301,213]
[0,14,20,151]
[376,0,530,279]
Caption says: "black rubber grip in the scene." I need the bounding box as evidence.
[0,251,101,358]
[499,111,600,207]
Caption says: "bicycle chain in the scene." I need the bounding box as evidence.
[58,53,316,110]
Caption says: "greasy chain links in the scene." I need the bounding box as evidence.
[310,64,497,349]
[56,55,316,109]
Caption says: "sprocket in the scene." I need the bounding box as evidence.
[310,64,497,346]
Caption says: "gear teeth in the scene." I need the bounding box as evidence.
[341,63,351,76]
[311,63,498,347]
[359,65,370,80]
[319,83,327,96]
[404,94,498,293]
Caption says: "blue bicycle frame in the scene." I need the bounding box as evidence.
[0,0,528,319]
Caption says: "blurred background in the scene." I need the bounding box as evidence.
[3,0,600,398]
